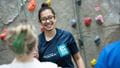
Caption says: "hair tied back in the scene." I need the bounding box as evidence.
[41,3,49,8]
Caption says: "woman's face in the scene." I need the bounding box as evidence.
[40,9,56,31]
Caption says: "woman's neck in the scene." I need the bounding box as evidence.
[44,29,56,41]
[15,54,34,62]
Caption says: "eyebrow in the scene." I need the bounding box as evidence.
[41,15,54,17]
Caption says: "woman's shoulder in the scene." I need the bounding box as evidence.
[57,28,72,36]
[0,64,10,68]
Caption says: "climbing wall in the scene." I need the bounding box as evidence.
[0,0,43,64]
[0,0,120,68]
[78,0,120,68]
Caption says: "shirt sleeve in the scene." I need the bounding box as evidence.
[95,47,108,68]
[67,33,79,55]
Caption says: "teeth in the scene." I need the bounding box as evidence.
[48,25,51,27]
[44,22,53,26]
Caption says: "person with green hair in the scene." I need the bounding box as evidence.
[0,24,58,68]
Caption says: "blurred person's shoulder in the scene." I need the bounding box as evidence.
[103,40,120,53]
[33,59,58,68]
[105,40,120,49]
[0,64,10,68]
[40,62,58,68]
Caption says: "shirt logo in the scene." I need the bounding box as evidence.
[57,44,69,57]
[43,53,56,58]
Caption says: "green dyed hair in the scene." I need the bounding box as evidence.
[12,30,27,54]
[6,24,37,55]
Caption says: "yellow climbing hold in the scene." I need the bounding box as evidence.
[90,58,97,67]
[45,0,52,6]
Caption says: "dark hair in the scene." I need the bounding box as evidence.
[38,3,55,23]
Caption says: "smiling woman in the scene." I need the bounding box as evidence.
[38,3,85,68]
[38,3,56,32]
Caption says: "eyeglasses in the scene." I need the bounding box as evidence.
[41,15,55,22]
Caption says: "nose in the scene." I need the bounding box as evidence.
[46,19,50,23]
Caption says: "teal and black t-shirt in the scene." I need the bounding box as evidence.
[38,28,79,68]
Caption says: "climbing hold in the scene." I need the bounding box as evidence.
[94,35,101,46]
[0,29,8,40]
[78,39,84,47]
[45,0,52,6]
[84,17,92,27]
[70,19,77,29]
[0,33,7,40]
[95,15,104,25]
[95,4,101,11]
[90,58,97,67]
[27,0,36,12]
[76,0,81,6]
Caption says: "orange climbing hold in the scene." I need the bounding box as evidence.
[27,0,36,12]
